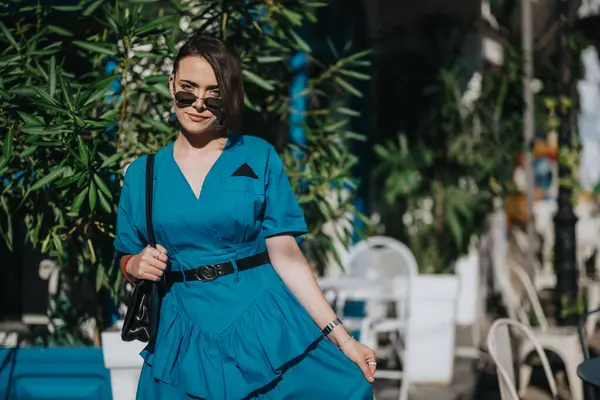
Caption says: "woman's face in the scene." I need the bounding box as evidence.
[169,56,222,135]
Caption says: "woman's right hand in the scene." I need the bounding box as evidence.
[126,244,168,281]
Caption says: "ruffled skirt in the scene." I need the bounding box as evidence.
[136,282,373,400]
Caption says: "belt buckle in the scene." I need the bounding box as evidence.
[195,264,222,282]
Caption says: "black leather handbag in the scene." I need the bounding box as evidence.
[121,154,160,343]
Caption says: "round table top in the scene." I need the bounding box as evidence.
[577,357,600,387]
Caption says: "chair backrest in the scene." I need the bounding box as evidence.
[345,236,418,281]
[344,236,418,321]
[508,261,549,331]
[486,318,558,400]
[578,307,600,359]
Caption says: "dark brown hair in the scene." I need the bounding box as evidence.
[173,34,244,132]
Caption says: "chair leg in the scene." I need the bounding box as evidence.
[565,359,584,400]
[398,379,410,400]
[518,364,532,397]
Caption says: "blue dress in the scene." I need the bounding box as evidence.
[114,134,373,400]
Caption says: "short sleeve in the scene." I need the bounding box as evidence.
[113,164,145,257]
[261,147,308,238]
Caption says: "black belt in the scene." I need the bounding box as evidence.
[164,251,270,283]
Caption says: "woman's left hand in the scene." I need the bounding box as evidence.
[340,338,376,382]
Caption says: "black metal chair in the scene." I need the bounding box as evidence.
[577,307,600,400]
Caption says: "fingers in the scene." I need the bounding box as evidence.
[140,270,162,282]
[142,245,168,265]
[135,245,169,281]
[155,244,168,254]
[365,350,377,375]
[357,358,374,383]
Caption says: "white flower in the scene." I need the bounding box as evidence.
[133,65,144,74]
[422,211,433,225]
[422,197,433,211]
[179,16,192,33]
[402,212,413,226]
[530,78,543,94]
[132,44,153,53]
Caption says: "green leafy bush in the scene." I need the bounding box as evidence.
[0,0,369,344]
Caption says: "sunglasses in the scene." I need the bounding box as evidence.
[174,91,223,115]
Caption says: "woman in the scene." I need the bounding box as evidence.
[115,33,376,400]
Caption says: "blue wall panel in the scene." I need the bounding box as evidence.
[0,348,112,400]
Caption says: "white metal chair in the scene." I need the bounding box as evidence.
[319,236,417,400]
[329,236,418,326]
[503,261,584,400]
[486,318,558,400]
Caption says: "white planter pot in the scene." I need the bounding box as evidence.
[102,321,146,400]
[455,250,480,326]
[405,274,459,385]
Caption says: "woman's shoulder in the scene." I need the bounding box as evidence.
[230,133,275,153]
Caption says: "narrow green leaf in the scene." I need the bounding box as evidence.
[136,15,175,35]
[49,57,56,98]
[289,30,311,52]
[31,167,66,191]
[326,37,339,59]
[345,49,371,61]
[339,70,370,80]
[143,116,173,134]
[93,174,112,199]
[281,8,303,26]
[3,130,13,160]
[72,187,89,212]
[77,136,89,165]
[21,125,70,135]
[0,21,18,48]
[84,87,110,106]
[95,264,103,291]
[52,5,83,11]
[30,86,59,105]
[30,48,61,56]
[334,77,362,98]
[58,73,74,111]
[47,25,73,36]
[89,180,97,211]
[99,151,121,169]
[73,41,115,56]
[324,119,349,132]
[83,0,104,16]
[446,207,463,250]
[337,107,360,117]
[20,145,38,159]
[17,111,43,125]
[97,190,112,214]
[149,83,171,98]
[243,70,275,91]
[143,74,170,84]
[256,56,283,64]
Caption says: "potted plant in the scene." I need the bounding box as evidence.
[0,1,369,398]
[373,54,524,384]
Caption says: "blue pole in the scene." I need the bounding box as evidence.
[289,52,307,148]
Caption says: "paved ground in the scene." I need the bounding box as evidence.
[371,323,598,400]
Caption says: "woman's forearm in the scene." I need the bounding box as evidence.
[266,236,351,345]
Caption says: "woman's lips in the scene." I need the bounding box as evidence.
[186,113,208,122]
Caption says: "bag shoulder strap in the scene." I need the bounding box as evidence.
[146,154,157,248]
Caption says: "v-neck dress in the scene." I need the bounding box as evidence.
[114,134,373,400]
